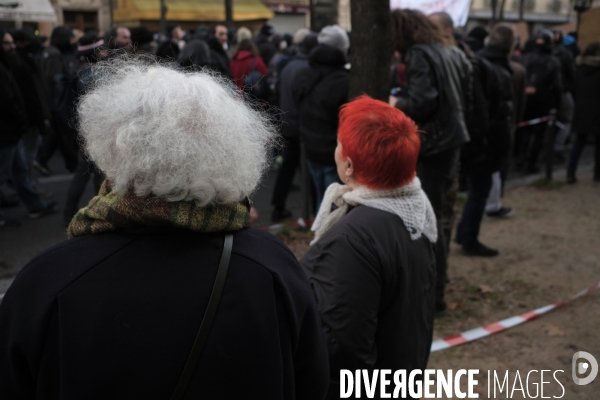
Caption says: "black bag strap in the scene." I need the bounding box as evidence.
[169,233,234,400]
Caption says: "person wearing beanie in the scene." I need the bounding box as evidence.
[254,24,277,65]
[317,25,349,53]
[293,26,349,209]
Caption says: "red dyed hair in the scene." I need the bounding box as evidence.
[337,95,420,190]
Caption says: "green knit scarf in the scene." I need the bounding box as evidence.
[67,181,250,238]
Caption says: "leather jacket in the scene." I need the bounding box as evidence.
[396,44,472,158]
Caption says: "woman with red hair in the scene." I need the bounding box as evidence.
[300,96,437,398]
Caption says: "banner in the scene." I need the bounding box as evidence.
[390,0,473,26]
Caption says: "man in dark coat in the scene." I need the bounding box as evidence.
[456,25,515,257]
[517,30,563,173]
[37,26,80,175]
[293,25,349,209]
[254,24,277,66]
[391,9,472,312]
[271,33,318,221]
[0,30,57,225]
[156,24,184,60]
[10,30,54,186]
[567,42,600,183]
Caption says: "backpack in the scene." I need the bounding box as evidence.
[244,58,267,99]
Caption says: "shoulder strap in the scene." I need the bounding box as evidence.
[169,233,234,400]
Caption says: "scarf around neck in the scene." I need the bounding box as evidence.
[67,181,250,238]
[311,177,437,245]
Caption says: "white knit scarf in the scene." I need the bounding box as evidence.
[311,177,438,245]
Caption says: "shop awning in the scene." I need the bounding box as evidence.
[0,0,57,22]
[114,0,274,23]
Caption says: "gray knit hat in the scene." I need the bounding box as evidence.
[317,25,349,52]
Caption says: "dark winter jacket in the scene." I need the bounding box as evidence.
[510,60,527,125]
[156,40,181,60]
[42,45,80,113]
[395,44,472,158]
[300,206,436,400]
[552,44,576,93]
[473,46,514,172]
[0,62,28,147]
[278,52,309,138]
[204,36,232,78]
[255,33,277,66]
[10,48,51,132]
[293,44,349,166]
[0,227,330,400]
[521,49,563,119]
[229,50,268,91]
[572,55,600,135]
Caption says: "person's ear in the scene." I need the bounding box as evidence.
[345,156,355,180]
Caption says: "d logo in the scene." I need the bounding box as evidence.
[572,351,598,385]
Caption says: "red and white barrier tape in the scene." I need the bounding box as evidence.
[431,280,600,352]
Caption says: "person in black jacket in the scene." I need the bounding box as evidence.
[37,26,80,175]
[567,42,600,183]
[0,31,57,225]
[301,96,436,400]
[517,30,563,173]
[271,33,318,222]
[156,24,184,60]
[0,58,329,399]
[390,9,472,312]
[456,25,515,257]
[293,25,349,209]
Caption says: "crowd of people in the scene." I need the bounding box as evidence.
[0,9,599,400]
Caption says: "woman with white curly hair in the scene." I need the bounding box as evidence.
[0,59,329,400]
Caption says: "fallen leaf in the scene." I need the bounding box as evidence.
[543,323,565,337]
[447,302,459,310]
[479,284,494,293]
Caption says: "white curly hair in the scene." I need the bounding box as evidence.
[77,57,277,206]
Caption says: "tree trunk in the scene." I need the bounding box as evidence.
[348,0,392,101]
[518,0,525,21]
[225,0,233,25]
[499,0,507,22]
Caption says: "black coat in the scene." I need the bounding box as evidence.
[278,53,309,138]
[464,46,514,172]
[572,55,600,136]
[293,44,349,166]
[396,44,472,158]
[10,49,51,132]
[300,206,436,400]
[0,62,28,147]
[156,40,181,60]
[522,49,563,119]
[0,227,329,400]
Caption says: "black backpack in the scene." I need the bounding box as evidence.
[244,58,267,99]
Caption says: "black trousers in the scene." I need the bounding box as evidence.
[271,136,301,211]
[417,147,460,306]
[568,133,600,179]
[38,116,78,172]
[456,168,493,249]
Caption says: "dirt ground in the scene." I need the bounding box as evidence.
[280,170,600,399]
